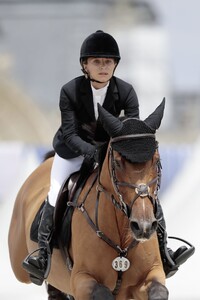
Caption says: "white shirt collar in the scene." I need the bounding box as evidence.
[91,82,109,96]
[91,82,109,119]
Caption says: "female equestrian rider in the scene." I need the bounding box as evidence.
[22,30,192,285]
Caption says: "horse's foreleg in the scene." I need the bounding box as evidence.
[71,273,114,300]
[148,280,169,300]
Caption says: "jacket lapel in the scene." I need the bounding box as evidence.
[80,78,95,120]
[102,77,119,115]
[79,77,119,121]
[94,78,119,140]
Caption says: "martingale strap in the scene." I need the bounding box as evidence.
[67,171,138,256]
[77,189,138,255]
[77,188,139,296]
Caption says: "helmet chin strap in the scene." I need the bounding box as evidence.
[81,61,119,84]
[81,68,113,84]
[81,59,118,84]
[89,77,110,84]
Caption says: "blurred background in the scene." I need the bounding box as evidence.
[0,0,199,299]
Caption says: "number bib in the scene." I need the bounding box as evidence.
[112,256,130,272]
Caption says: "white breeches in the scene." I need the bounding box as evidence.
[48,153,84,206]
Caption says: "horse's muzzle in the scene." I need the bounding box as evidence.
[130,219,158,241]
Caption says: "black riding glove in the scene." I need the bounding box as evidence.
[83,147,98,167]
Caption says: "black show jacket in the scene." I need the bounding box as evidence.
[53,76,139,159]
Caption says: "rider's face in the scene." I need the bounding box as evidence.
[83,57,117,88]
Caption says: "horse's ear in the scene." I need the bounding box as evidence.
[98,104,123,137]
[144,98,165,131]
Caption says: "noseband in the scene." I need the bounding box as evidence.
[107,133,161,218]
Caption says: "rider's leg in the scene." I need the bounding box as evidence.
[156,200,191,277]
[22,154,84,285]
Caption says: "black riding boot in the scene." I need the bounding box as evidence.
[156,201,193,278]
[22,198,54,285]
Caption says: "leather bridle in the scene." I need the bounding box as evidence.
[104,133,162,218]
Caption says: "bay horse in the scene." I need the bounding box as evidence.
[8,99,169,299]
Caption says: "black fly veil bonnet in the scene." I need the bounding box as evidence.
[98,99,165,162]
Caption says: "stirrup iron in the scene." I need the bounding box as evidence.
[22,247,52,284]
[168,236,195,266]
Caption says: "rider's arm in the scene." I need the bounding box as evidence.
[59,85,95,157]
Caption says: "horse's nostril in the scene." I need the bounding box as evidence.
[152,220,158,231]
[130,219,158,239]
[130,221,140,232]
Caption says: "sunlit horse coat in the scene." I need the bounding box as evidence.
[53,76,139,159]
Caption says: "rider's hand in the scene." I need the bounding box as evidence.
[84,147,98,164]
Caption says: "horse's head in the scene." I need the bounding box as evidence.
[98,99,165,242]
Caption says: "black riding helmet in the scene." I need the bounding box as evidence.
[80,30,121,62]
[80,30,121,82]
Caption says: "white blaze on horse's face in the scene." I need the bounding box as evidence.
[130,158,158,241]
[112,151,159,242]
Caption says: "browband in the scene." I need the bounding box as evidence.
[111,133,156,143]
